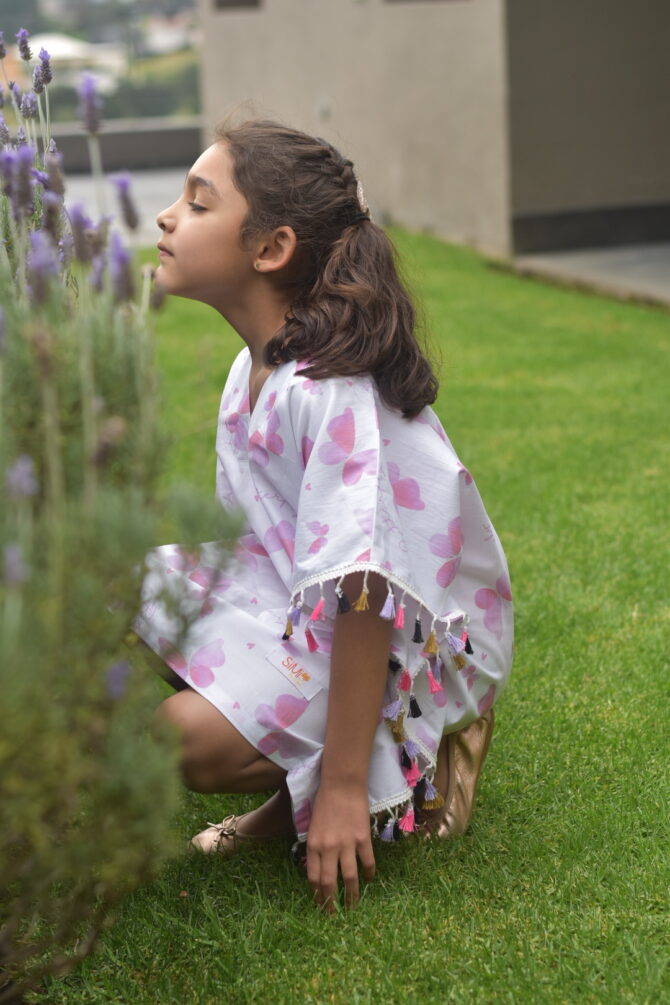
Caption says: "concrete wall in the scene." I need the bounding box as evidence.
[198,0,512,257]
[507,0,670,246]
[52,116,203,173]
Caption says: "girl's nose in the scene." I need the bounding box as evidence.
[156,203,175,231]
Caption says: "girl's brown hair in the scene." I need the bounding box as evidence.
[216,119,439,418]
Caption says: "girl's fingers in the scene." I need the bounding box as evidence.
[340,851,360,908]
[358,838,376,884]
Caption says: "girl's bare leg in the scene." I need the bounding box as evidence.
[155,689,295,837]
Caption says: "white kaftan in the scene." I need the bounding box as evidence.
[135,348,513,840]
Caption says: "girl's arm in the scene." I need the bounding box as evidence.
[306,571,394,911]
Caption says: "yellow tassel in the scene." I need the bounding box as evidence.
[352,586,369,612]
[421,794,445,810]
[282,616,293,640]
[423,630,439,655]
[453,651,468,669]
[388,712,406,744]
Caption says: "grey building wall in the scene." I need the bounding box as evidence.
[507,0,670,251]
[198,0,512,257]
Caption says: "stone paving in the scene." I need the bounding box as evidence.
[65,168,670,310]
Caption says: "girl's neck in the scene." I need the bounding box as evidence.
[218,288,290,372]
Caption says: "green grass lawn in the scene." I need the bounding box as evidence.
[34,232,670,1004]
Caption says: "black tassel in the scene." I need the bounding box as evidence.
[408,694,422,718]
[464,633,474,654]
[412,615,424,644]
[414,777,427,805]
[400,748,412,770]
[388,655,402,673]
[393,821,401,841]
[336,589,351,614]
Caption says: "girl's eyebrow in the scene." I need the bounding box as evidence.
[184,173,221,198]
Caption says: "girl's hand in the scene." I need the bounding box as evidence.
[306,782,375,912]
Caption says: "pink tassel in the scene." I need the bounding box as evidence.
[310,597,325,621]
[399,805,415,833]
[403,761,422,788]
[394,603,405,629]
[427,666,443,694]
[398,668,411,692]
[380,590,396,621]
[304,626,319,652]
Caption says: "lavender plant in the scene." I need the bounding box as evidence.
[0,30,238,1004]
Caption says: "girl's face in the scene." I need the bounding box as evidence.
[155,142,254,309]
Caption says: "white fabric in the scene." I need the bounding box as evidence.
[136,348,513,838]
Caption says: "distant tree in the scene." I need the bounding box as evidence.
[0,0,51,38]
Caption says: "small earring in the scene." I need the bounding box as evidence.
[254,262,261,270]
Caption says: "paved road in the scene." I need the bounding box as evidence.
[64,167,189,249]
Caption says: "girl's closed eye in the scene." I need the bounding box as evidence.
[188,201,206,212]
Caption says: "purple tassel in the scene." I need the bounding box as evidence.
[289,604,302,626]
[383,698,403,721]
[424,777,439,801]
[403,739,420,759]
[379,589,396,620]
[380,818,396,842]
[446,632,465,654]
[408,694,422,718]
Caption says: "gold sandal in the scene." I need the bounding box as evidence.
[190,813,280,856]
[422,708,495,839]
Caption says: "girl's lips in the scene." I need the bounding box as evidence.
[157,244,173,257]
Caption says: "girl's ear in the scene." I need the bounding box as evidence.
[254,226,297,274]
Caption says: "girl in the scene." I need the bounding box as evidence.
[135,120,513,912]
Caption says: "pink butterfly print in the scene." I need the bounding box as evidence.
[477,683,496,716]
[301,436,314,467]
[239,533,269,557]
[306,520,329,554]
[459,662,478,691]
[239,392,250,414]
[248,429,269,467]
[255,693,308,731]
[225,411,247,451]
[263,520,296,563]
[188,566,233,594]
[458,462,473,485]
[343,449,377,486]
[354,507,374,536]
[300,378,322,395]
[264,391,277,412]
[157,637,225,688]
[318,408,355,463]
[387,461,425,511]
[257,731,305,759]
[355,548,371,562]
[294,798,312,833]
[474,574,512,640]
[317,407,377,485]
[166,546,199,572]
[429,516,463,587]
[265,409,284,455]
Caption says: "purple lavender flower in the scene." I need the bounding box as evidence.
[14,144,36,219]
[0,32,6,61]
[0,115,9,148]
[90,253,106,292]
[109,231,135,302]
[16,29,32,62]
[15,126,27,147]
[27,231,59,305]
[58,231,73,268]
[6,455,39,498]
[39,48,53,86]
[111,172,140,231]
[20,92,38,120]
[4,543,29,586]
[69,202,94,263]
[105,660,131,699]
[45,150,65,195]
[32,64,45,95]
[78,73,102,135]
[41,190,63,243]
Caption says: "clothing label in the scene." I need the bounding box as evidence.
[265,642,323,700]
